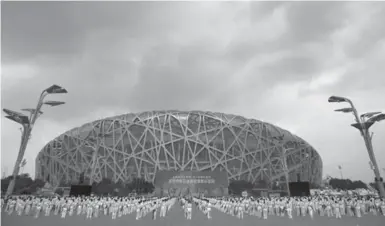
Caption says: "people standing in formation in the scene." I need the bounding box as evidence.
[199,196,385,220]
[180,197,193,219]
[1,196,176,220]
[193,197,212,219]
[1,195,385,220]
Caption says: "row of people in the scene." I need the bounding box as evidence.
[2,195,385,220]
[204,196,385,219]
[2,195,176,219]
[181,195,385,220]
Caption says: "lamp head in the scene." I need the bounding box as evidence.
[3,109,30,125]
[351,121,375,130]
[3,108,26,117]
[328,96,347,103]
[5,115,30,125]
[360,112,382,118]
[44,101,65,107]
[45,85,68,94]
[334,108,353,113]
[368,113,385,123]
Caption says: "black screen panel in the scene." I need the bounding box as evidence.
[69,185,92,196]
[289,182,310,197]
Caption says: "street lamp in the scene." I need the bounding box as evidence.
[328,95,385,198]
[3,84,67,196]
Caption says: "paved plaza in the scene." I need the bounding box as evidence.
[2,203,383,226]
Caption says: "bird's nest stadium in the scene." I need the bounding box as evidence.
[35,111,323,187]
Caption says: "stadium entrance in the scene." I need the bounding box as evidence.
[154,169,229,197]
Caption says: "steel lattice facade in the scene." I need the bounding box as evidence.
[35,111,323,187]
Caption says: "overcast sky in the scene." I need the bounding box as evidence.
[1,1,385,183]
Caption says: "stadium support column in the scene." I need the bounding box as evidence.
[282,148,292,197]
[328,96,385,198]
[87,131,111,185]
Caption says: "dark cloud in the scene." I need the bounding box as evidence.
[0,1,373,122]
[259,55,319,84]
[1,55,137,122]
[126,40,241,112]
[2,1,385,181]
[284,2,349,44]
[1,1,206,63]
[343,6,385,59]
[248,1,288,22]
[2,2,86,63]
[2,1,382,122]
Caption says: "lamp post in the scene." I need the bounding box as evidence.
[338,165,344,179]
[328,95,385,197]
[3,85,67,196]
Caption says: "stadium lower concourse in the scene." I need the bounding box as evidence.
[35,111,323,188]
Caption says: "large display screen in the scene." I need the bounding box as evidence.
[154,169,229,196]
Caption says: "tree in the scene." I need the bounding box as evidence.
[328,178,368,190]
[351,180,367,189]
[93,178,114,195]
[114,182,130,196]
[1,174,46,194]
[142,180,155,194]
[228,180,253,195]
[54,188,64,196]
[26,178,45,194]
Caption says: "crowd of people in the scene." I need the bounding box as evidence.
[2,193,385,220]
[310,188,379,197]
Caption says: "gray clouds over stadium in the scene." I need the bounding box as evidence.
[1,1,385,182]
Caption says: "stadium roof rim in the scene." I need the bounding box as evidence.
[52,110,313,149]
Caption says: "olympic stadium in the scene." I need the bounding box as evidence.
[35,111,323,188]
